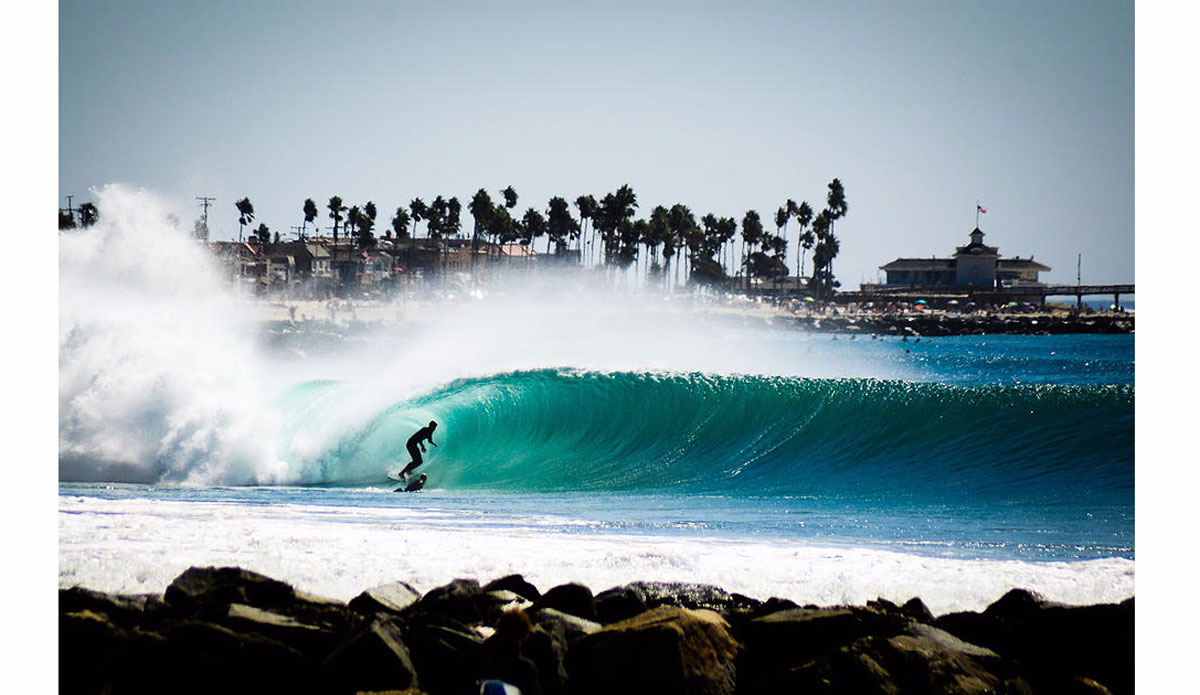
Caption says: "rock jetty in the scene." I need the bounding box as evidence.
[60,566,1133,695]
[791,312,1133,336]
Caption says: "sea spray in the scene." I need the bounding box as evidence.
[58,185,287,484]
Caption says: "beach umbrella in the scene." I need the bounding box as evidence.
[947,299,960,305]
[803,296,815,303]
[914,299,927,305]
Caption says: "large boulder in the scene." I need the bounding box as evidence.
[737,606,909,678]
[595,581,761,626]
[60,586,170,630]
[413,578,485,625]
[155,619,315,695]
[533,583,597,622]
[566,605,739,695]
[936,590,1133,695]
[321,614,420,694]
[484,574,543,601]
[754,623,1026,695]
[164,566,296,614]
[60,607,170,695]
[349,580,423,616]
[400,611,485,695]
[221,602,343,660]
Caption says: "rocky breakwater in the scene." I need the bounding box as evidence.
[793,312,1133,336]
[60,566,1133,695]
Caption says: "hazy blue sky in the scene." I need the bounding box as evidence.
[59,0,1133,285]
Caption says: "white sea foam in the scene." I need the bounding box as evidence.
[58,493,1134,616]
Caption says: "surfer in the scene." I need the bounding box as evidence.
[398,420,438,481]
[395,473,427,493]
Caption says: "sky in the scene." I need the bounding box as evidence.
[57,0,1134,286]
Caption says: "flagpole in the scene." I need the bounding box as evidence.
[975,199,980,228]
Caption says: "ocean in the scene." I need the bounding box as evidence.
[58,187,1134,616]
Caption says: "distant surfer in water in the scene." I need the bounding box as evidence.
[398,420,438,481]
[396,473,427,493]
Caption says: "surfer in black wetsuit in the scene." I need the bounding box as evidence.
[399,420,438,481]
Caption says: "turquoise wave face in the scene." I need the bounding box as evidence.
[290,369,1133,504]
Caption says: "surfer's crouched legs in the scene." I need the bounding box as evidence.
[400,442,423,479]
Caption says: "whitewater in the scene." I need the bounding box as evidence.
[58,185,1134,616]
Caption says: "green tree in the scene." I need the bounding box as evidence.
[546,196,579,255]
[79,202,98,228]
[327,196,345,244]
[235,197,255,242]
[391,207,411,240]
[741,209,763,290]
[817,178,848,298]
[254,222,270,243]
[357,206,377,249]
[792,201,815,277]
[647,206,671,284]
[470,189,495,269]
[521,207,547,259]
[668,204,696,288]
[409,198,427,238]
[574,194,597,265]
[302,198,318,237]
[502,186,518,210]
[59,209,76,230]
[346,205,362,239]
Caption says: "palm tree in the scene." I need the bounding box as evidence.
[792,201,814,277]
[254,222,270,244]
[546,196,578,256]
[346,206,362,240]
[668,204,696,288]
[235,197,255,242]
[470,189,495,272]
[302,198,318,238]
[502,186,518,211]
[79,202,98,228]
[574,194,597,266]
[357,208,376,249]
[327,196,345,244]
[521,208,547,265]
[648,206,671,286]
[820,179,848,297]
[409,198,427,238]
[391,207,411,240]
[741,210,763,291]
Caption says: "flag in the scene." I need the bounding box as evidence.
[977,205,987,214]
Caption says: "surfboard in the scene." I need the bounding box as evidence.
[386,470,405,482]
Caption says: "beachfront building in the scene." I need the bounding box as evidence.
[879,228,1050,289]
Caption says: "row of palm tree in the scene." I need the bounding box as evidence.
[230,178,847,294]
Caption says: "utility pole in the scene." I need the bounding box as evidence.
[196,196,215,242]
[290,225,304,241]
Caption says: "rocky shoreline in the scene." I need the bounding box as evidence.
[787,311,1134,336]
[61,566,1133,694]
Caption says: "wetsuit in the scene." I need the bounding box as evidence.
[400,424,437,478]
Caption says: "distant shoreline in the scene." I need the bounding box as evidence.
[248,297,1133,336]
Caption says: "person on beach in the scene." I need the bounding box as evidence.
[399,420,438,480]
